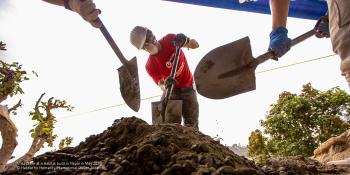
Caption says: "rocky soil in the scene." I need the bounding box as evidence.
[1,117,349,175]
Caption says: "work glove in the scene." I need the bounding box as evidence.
[65,0,102,28]
[269,27,292,59]
[0,41,6,51]
[165,77,176,89]
[314,16,330,38]
[172,33,189,47]
[187,39,199,49]
[158,79,166,91]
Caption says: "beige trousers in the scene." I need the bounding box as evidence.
[327,0,350,86]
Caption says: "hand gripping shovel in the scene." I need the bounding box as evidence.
[152,47,182,125]
[194,27,319,99]
[95,18,140,111]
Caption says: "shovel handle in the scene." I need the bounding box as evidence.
[79,0,128,66]
[161,47,181,122]
[164,47,181,101]
[291,29,316,47]
[97,18,129,66]
[255,29,316,66]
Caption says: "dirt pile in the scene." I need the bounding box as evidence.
[1,117,349,175]
[258,156,348,175]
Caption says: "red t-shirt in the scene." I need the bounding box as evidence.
[145,34,193,88]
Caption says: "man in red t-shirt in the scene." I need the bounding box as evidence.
[130,26,199,129]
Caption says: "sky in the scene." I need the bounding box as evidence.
[0,0,349,160]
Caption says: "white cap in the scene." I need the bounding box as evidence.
[130,26,148,49]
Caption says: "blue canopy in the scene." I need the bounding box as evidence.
[164,0,328,20]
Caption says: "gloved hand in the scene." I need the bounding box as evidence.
[315,16,330,38]
[172,33,189,47]
[165,77,176,89]
[65,0,102,28]
[269,27,292,58]
[158,79,166,91]
[0,41,6,51]
[187,39,199,49]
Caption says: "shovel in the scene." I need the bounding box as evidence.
[152,47,182,124]
[194,28,316,99]
[95,18,140,112]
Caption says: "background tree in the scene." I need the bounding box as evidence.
[59,136,73,150]
[247,129,270,163]
[0,42,73,172]
[0,41,6,51]
[248,83,350,161]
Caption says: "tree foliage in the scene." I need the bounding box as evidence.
[248,83,350,161]
[247,129,270,163]
[0,42,74,172]
[59,136,74,150]
[0,60,29,101]
[28,93,74,147]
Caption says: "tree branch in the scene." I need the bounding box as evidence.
[0,106,18,172]
[8,100,22,114]
[35,93,45,112]
[0,41,6,51]
[5,125,46,171]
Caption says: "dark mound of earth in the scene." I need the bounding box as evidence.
[2,117,348,175]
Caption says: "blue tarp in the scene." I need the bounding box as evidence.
[164,0,328,20]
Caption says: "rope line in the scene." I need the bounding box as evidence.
[256,54,336,74]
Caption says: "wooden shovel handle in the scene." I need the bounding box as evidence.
[79,0,129,68]
[161,47,181,122]
[97,18,129,66]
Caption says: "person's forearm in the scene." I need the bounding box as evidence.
[42,0,102,28]
[270,0,290,30]
[42,0,64,7]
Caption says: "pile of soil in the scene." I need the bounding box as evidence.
[258,156,347,175]
[2,117,349,175]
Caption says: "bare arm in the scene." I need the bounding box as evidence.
[184,39,199,49]
[270,0,290,30]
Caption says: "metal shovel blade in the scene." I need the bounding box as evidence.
[117,57,140,112]
[194,37,256,99]
[151,100,182,125]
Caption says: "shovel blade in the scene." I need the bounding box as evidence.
[152,100,182,125]
[118,57,140,112]
[194,37,256,99]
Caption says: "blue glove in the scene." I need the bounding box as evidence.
[269,27,292,58]
[315,16,330,38]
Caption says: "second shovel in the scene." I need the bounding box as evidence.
[194,28,316,99]
[98,18,140,112]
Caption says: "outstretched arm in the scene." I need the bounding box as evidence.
[268,0,291,58]
[42,0,102,28]
[270,0,290,30]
